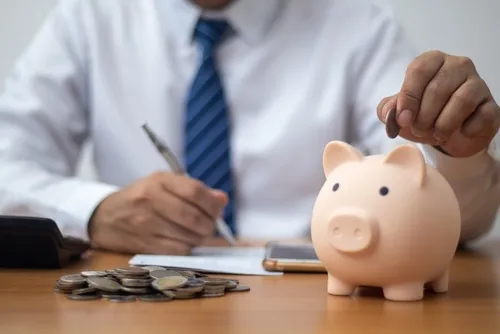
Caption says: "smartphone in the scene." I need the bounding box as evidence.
[262,241,326,273]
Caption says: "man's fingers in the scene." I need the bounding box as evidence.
[161,173,226,220]
[413,60,468,137]
[377,94,398,123]
[433,78,489,142]
[462,100,500,138]
[146,211,206,246]
[142,236,192,255]
[397,51,446,125]
[152,186,216,237]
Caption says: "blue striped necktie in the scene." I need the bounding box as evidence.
[184,18,236,235]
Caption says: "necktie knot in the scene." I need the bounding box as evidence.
[194,18,229,50]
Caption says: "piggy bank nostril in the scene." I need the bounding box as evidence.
[354,229,362,239]
[333,227,341,236]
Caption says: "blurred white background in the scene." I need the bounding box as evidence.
[1,0,499,239]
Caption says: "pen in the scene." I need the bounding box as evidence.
[141,123,237,246]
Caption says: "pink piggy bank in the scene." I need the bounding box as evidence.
[310,141,461,302]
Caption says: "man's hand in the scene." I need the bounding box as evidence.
[88,171,228,255]
[378,50,500,158]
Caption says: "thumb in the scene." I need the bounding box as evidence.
[377,94,398,124]
[210,189,229,206]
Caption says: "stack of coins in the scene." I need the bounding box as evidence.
[53,266,250,302]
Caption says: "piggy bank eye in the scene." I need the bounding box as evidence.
[379,186,389,196]
[332,183,340,192]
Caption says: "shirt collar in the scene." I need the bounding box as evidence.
[168,0,285,46]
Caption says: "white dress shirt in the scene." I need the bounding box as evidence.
[0,0,499,244]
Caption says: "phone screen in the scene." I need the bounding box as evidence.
[267,243,320,261]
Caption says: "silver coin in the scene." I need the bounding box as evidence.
[101,293,128,298]
[187,279,205,288]
[175,286,204,294]
[54,287,71,294]
[55,280,83,289]
[115,267,149,276]
[139,294,173,302]
[150,270,183,279]
[142,266,167,272]
[120,286,151,294]
[120,278,152,287]
[152,276,188,291]
[203,286,226,294]
[202,277,230,286]
[72,287,98,295]
[81,271,108,277]
[173,293,198,300]
[225,280,238,290]
[226,285,250,292]
[179,270,196,278]
[67,294,102,301]
[60,274,86,284]
[161,290,176,298]
[87,277,123,292]
[107,296,136,303]
[201,292,225,298]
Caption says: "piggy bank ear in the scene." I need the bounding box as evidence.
[383,144,426,187]
[323,141,363,177]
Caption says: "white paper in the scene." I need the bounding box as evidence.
[190,246,266,258]
[129,254,282,276]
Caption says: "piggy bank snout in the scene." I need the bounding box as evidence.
[328,208,378,253]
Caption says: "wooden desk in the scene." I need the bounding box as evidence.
[1,239,500,334]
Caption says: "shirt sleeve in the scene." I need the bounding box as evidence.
[350,5,500,243]
[0,0,119,243]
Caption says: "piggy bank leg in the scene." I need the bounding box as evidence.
[430,270,449,293]
[328,274,356,296]
[383,282,424,301]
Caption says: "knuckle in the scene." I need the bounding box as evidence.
[457,56,474,68]
[131,214,149,228]
[130,181,152,202]
[434,122,455,138]
[407,61,431,79]
[478,106,497,126]
[185,181,206,202]
[180,205,204,226]
[454,83,480,109]
[149,171,165,182]
[199,221,216,236]
[429,49,445,57]
[426,78,448,100]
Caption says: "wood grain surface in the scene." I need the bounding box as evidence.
[1,238,500,334]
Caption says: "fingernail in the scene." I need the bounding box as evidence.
[411,127,426,138]
[398,109,413,127]
[433,133,446,142]
[380,99,392,120]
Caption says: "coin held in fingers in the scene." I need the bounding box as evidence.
[385,108,401,139]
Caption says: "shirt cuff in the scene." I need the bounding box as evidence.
[58,182,119,243]
[419,144,493,181]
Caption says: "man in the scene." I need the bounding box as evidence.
[0,0,499,255]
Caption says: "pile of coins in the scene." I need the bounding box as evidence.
[53,266,250,302]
